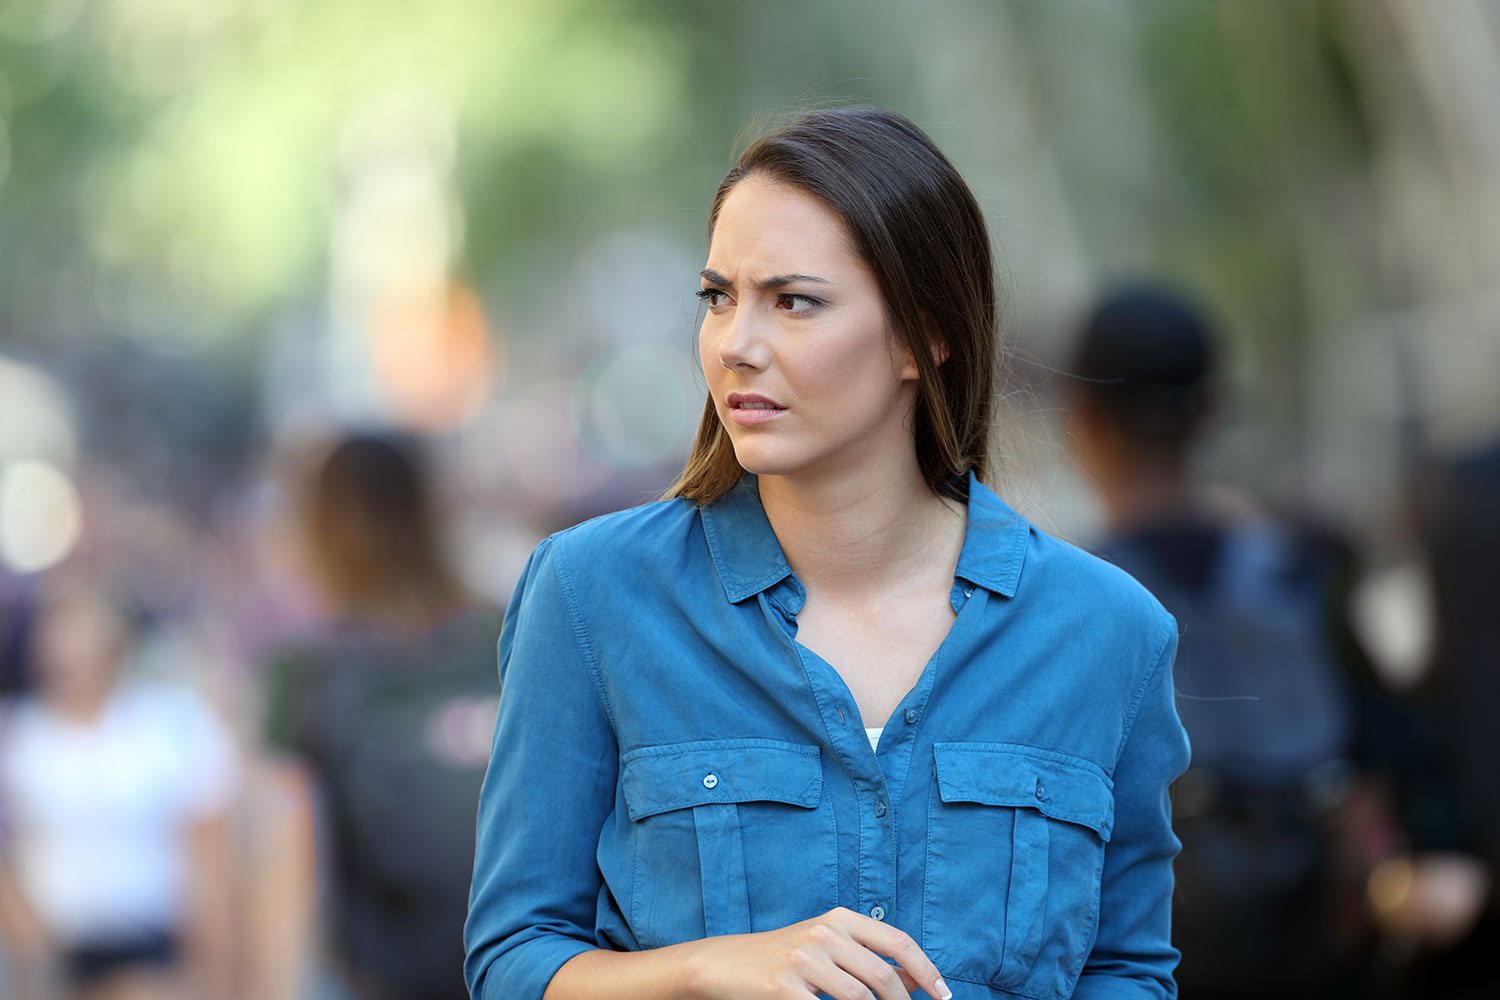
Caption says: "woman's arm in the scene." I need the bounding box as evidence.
[0,858,55,1000]
[464,538,622,998]
[184,807,235,1000]
[241,760,317,1000]
[465,539,950,1000]
[1074,619,1191,1000]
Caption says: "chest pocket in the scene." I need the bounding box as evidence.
[924,743,1114,999]
[621,739,835,947]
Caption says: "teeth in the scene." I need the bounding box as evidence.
[737,401,780,409]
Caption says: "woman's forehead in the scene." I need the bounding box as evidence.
[706,176,860,280]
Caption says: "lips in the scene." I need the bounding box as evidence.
[725,392,786,426]
[727,393,785,410]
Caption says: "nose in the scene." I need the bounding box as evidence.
[713,305,769,372]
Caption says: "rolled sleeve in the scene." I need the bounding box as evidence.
[465,537,619,1000]
[1075,616,1191,999]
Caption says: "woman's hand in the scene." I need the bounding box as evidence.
[685,906,952,1000]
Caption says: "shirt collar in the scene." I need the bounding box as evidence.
[699,471,1029,604]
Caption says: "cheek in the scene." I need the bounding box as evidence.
[698,324,720,387]
[792,325,904,400]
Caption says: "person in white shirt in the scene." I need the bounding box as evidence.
[0,582,237,1000]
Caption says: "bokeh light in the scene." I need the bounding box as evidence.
[571,345,695,469]
[0,459,83,573]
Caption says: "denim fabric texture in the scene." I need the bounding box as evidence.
[465,473,1191,1000]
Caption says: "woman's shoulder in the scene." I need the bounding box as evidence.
[977,490,1174,655]
[538,495,703,568]
[971,482,1168,620]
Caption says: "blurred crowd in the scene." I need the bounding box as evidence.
[0,278,1496,1000]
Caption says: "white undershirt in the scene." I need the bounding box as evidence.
[865,727,883,752]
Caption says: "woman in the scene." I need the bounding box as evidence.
[0,583,236,1000]
[465,107,1190,1000]
[261,433,499,1000]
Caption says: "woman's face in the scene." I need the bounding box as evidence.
[699,175,919,484]
[33,594,124,705]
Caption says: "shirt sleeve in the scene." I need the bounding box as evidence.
[174,689,240,820]
[1074,615,1191,999]
[465,536,620,1000]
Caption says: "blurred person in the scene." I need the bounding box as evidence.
[1062,283,1403,999]
[0,581,237,1000]
[259,432,499,1000]
[1376,438,1500,998]
[466,107,1190,1000]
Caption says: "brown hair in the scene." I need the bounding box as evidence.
[301,432,462,623]
[666,106,998,503]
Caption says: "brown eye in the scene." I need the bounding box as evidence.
[775,294,820,314]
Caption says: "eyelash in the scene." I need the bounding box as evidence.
[695,289,823,312]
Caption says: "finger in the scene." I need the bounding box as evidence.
[795,922,908,1000]
[803,964,884,1000]
[843,917,951,1000]
[808,928,921,1000]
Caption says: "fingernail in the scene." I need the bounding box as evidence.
[934,978,952,1000]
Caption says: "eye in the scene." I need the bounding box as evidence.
[696,287,733,310]
[775,293,821,315]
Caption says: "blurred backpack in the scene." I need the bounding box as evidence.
[266,606,501,1000]
[1101,517,1366,995]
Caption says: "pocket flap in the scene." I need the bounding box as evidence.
[933,743,1114,841]
[621,739,822,821]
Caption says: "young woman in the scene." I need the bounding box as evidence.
[465,107,1190,1000]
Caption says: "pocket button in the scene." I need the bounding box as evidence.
[1035,780,1046,800]
[703,773,719,789]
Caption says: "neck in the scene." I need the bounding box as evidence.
[1098,455,1192,535]
[48,685,113,724]
[756,456,964,597]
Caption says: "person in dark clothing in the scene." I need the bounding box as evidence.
[1384,440,1500,999]
[261,433,500,1000]
[1063,283,1397,999]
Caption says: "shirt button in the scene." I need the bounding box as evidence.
[869,904,886,921]
[903,708,918,725]
[874,800,887,817]
[1035,780,1046,800]
[703,773,719,789]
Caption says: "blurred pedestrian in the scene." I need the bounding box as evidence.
[1063,283,1397,999]
[260,432,499,1000]
[0,581,237,1000]
[1381,438,1500,998]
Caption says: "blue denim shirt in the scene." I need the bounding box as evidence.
[466,474,1190,1000]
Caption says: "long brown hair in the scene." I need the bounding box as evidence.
[301,432,462,623]
[666,106,998,504]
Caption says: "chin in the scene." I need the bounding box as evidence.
[727,440,809,479]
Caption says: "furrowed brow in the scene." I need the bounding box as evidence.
[699,268,733,287]
[757,273,830,290]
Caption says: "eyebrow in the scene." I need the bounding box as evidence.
[699,268,831,290]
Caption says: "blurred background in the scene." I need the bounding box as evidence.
[0,0,1497,998]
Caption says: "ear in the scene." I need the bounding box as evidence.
[924,311,949,366]
[897,313,947,380]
